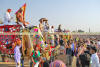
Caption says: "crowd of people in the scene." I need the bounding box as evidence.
[0,9,100,67]
[64,38,100,67]
[13,35,100,67]
[26,19,100,67]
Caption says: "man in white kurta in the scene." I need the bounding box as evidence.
[1,9,17,26]
[90,46,100,67]
[4,9,12,25]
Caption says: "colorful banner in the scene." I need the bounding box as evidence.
[15,3,26,22]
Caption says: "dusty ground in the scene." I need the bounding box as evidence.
[0,54,77,67]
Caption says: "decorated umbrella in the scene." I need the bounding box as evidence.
[50,60,66,67]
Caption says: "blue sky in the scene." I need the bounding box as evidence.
[0,0,100,32]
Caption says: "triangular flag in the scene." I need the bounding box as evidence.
[15,3,26,22]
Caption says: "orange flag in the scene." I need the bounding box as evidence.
[15,3,26,21]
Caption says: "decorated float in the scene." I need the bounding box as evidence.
[0,25,21,55]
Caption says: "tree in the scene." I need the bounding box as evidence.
[72,31,77,32]
[78,29,84,32]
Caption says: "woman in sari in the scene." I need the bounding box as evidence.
[31,45,41,67]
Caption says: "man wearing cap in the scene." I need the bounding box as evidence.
[4,9,13,25]
[90,46,100,67]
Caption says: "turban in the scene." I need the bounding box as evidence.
[7,9,12,12]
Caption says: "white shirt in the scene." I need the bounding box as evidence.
[4,12,11,25]
[91,53,100,67]
[51,28,54,33]
[97,41,100,48]
[50,27,54,40]
[50,27,54,33]
[43,24,49,32]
